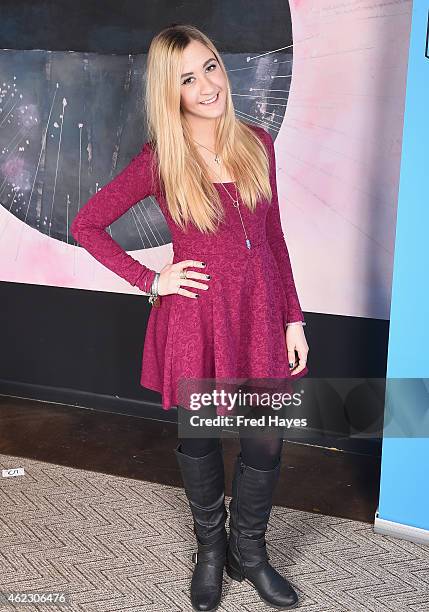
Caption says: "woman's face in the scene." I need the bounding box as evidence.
[180,39,227,122]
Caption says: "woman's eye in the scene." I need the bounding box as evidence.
[182,64,217,85]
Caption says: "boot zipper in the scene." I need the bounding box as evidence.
[236,459,245,569]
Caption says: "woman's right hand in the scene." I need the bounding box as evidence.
[157,260,211,299]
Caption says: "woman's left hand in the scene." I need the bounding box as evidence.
[285,324,309,374]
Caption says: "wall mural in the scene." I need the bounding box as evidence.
[0,0,412,320]
[0,49,290,250]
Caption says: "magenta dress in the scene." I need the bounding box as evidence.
[71,124,308,415]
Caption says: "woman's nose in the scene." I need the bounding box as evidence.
[200,76,216,94]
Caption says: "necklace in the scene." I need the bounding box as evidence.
[193,140,252,249]
[193,140,221,164]
[211,166,252,250]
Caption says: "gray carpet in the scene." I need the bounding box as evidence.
[1,453,428,612]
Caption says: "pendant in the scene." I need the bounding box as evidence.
[232,199,251,249]
[214,154,220,164]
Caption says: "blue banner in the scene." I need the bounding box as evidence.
[376,3,429,537]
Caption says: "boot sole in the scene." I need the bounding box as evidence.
[226,565,299,610]
[192,604,220,612]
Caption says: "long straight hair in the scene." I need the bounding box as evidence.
[145,24,272,234]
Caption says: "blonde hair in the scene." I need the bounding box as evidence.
[145,23,272,234]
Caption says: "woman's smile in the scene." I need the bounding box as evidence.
[200,92,219,105]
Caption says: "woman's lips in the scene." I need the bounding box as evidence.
[200,93,219,105]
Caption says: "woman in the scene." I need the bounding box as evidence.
[71,24,309,611]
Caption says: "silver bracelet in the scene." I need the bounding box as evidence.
[148,272,160,305]
[286,321,306,327]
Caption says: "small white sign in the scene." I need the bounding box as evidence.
[2,468,25,478]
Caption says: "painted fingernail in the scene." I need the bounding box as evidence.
[289,362,294,368]
[195,293,199,298]
[206,275,211,279]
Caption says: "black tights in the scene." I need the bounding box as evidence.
[178,435,283,470]
[177,407,284,470]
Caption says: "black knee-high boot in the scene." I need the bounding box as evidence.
[226,452,299,609]
[174,442,228,612]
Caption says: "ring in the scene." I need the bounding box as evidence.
[180,270,187,280]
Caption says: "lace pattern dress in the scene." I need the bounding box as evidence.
[71,124,308,415]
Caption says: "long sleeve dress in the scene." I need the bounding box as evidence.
[71,123,308,415]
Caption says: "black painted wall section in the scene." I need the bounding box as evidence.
[0,0,292,54]
[0,278,389,455]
